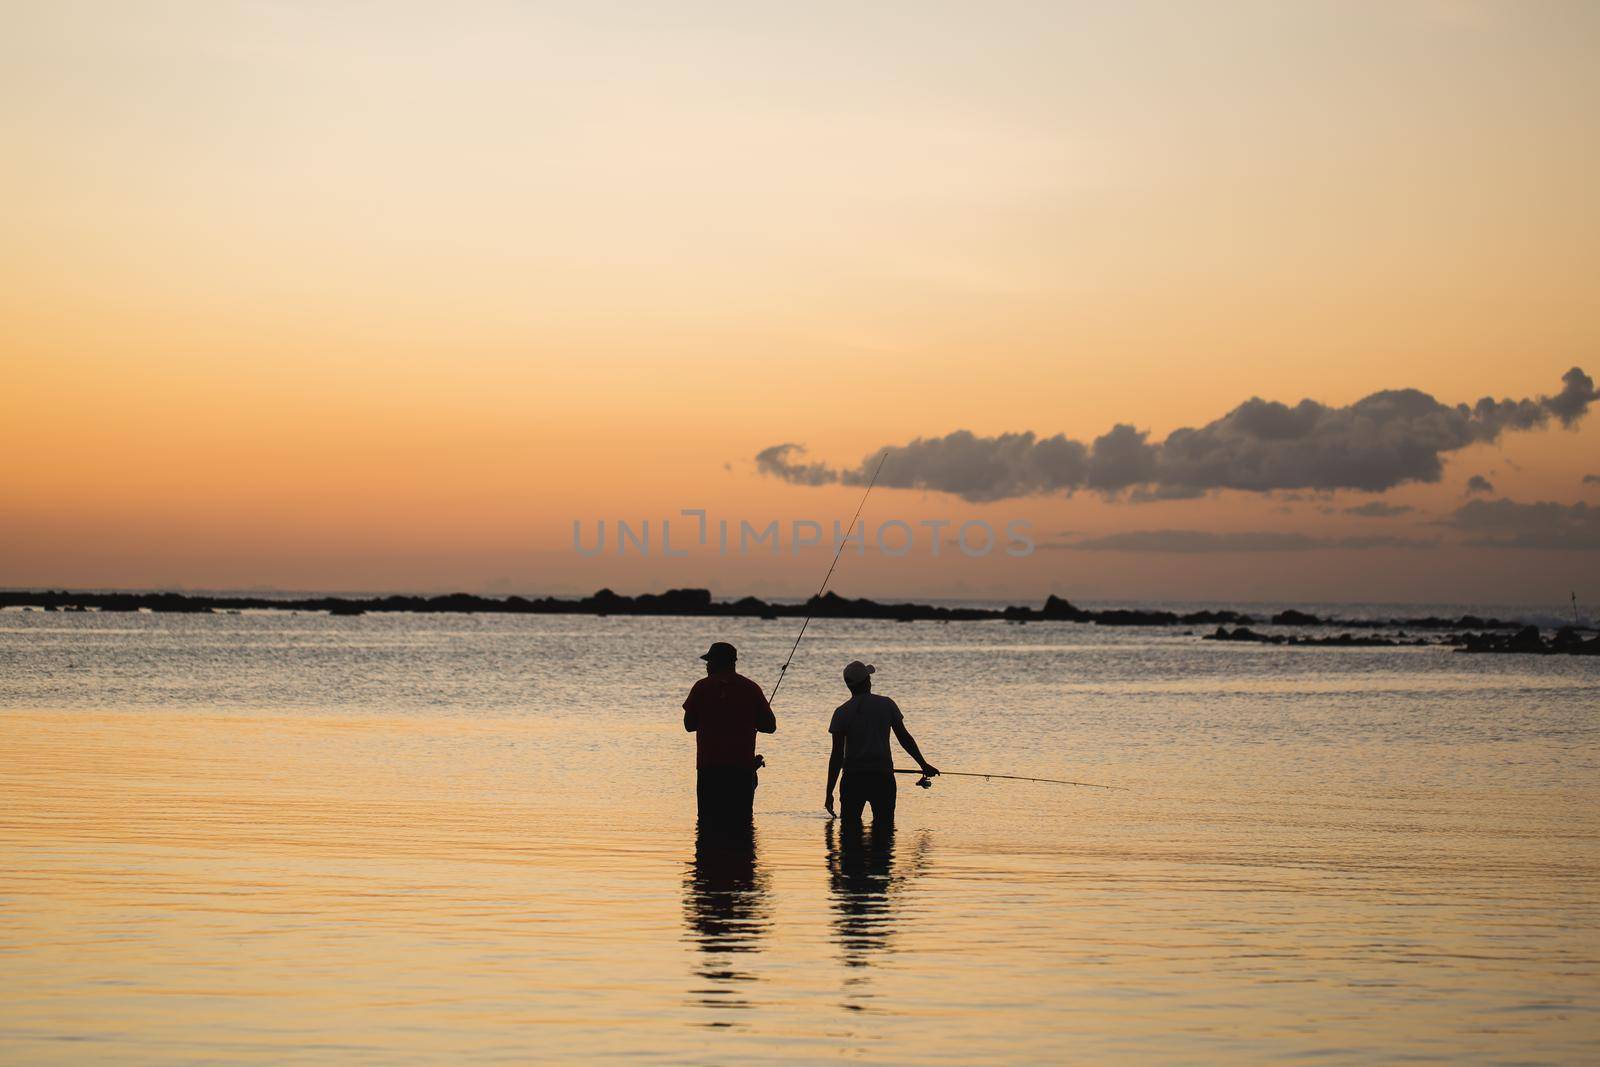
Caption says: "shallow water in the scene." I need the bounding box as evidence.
[2,611,1597,1063]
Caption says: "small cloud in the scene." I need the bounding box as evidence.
[1343,501,1414,518]
[1127,483,1208,503]
[1584,473,1600,486]
[1465,474,1495,495]
[723,462,733,473]
[755,443,837,487]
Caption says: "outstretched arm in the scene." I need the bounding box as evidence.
[825,733,845,815]
[893,721,939,776]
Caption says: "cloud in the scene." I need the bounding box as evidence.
[1446,499,1600,550]
[1584,474,1600,486]
[754,443,837,487]
[1051,530,1437,553]
[1344,501,1414,518]
[824,430,1087,503]
[1465,474,1495,495]
[760,367,1595,501]
[1546,367,1598,426]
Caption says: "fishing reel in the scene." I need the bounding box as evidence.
[916,773,934,789]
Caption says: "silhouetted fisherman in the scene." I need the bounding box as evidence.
[825,661,937,826]
[682,641,776,823]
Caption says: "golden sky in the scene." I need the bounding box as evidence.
[3,1,1597,603]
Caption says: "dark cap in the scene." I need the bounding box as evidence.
[699,641,737,663]
[842,660,875,685]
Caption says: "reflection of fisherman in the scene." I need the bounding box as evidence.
[825,661,938,825]
[824,820,932,971]
[825,819,897,964]
[683,642,776,823]
[684,822,768,993]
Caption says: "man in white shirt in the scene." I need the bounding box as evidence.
[824,660,938,826]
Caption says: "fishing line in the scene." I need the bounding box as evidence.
[756,449,1125,796]
[766,450,889,705]
[894,769,1126,790]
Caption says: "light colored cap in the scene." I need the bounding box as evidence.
[842,660,875,685]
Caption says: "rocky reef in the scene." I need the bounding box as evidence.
[1205,622,1599,655]
[1205,626,1427,648]
[1446,626,1600,656]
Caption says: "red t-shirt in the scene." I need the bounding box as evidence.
[683,671,772,769]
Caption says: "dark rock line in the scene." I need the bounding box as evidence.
[0,586,1531,632]
[1205,624,1599,655]
[9,588,1593,654]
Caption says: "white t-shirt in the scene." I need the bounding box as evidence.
[829,692,903,771]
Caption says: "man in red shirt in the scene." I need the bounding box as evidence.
[682,641,777,823]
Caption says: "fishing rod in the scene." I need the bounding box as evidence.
[760,453,1127,798]
[894,768,1126,791]
[766,450,889,705]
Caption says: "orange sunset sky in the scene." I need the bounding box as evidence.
[3,2,1597,604]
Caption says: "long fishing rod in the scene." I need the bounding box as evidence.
[761,453,1126,797]
[894,769,1126,791]
[767,450,889,705]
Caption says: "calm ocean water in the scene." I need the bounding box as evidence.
[2,609,1597,1064]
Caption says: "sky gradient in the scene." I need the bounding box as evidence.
[4,1,1597,603]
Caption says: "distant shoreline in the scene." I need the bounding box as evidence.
[0,586,1532,631]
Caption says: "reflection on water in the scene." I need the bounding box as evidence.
[826,821,898,967]
[826,820,933,1025]
[2,613,1597,1063]
[683,821,769,1018]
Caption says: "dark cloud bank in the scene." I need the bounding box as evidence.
[757,367,1594,501]
[1444,499,1599,550]
[1344,501,1414,518]
[1051,531,1435,553]
[1041,500,1600,554]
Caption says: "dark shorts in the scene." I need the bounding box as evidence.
[840,768,896,826]
[697,766,756,823]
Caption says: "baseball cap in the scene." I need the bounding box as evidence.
[842,660,875,685]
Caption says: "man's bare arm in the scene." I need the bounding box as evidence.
[683,700,697,732]
[825,733,846,815]
[755,698,776,734]
[892,721,939,775]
